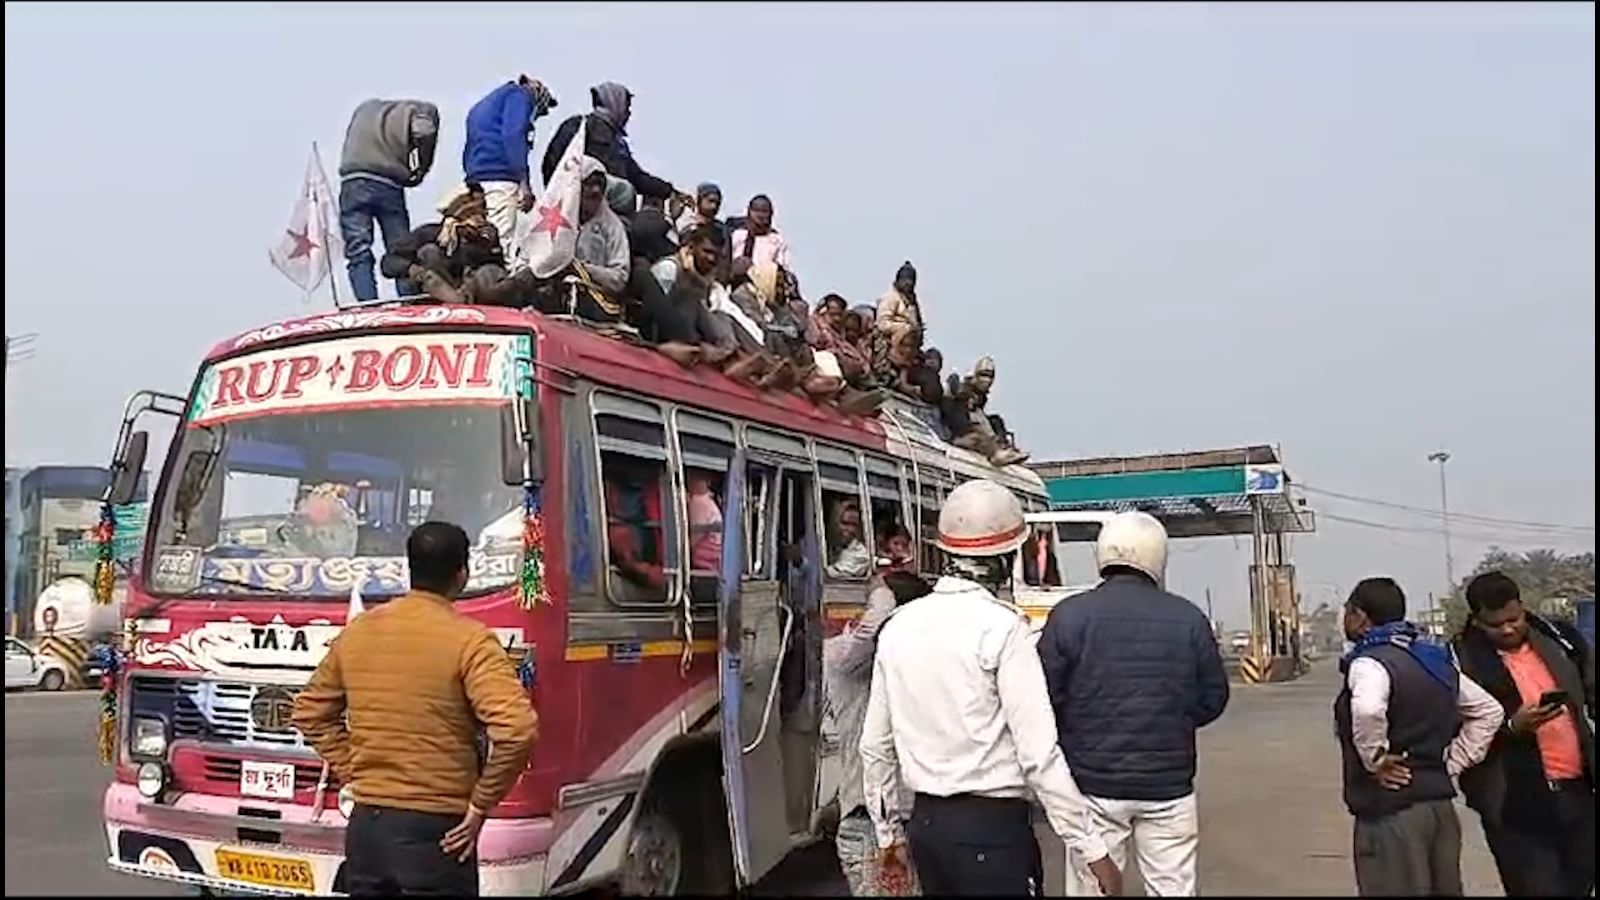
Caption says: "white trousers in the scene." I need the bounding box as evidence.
[479,180,522,264]
[1063,793,1200,897]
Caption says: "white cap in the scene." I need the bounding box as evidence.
[1095,511,1169,585]
[936,479,1028,557]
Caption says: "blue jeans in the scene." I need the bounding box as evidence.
[339,177,414,302]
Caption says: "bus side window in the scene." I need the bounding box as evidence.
[818,458,868,581]
[865,461,909,571]
[918,483,944,579]
[595,411,675,606]
[745,464,776,581]
[680,429,735,605]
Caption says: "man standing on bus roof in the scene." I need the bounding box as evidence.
[861,479,1121,897]
[1038,511,1229,896]
[292,522,537,897]
[338,98,441,302]
[464,75,559,264]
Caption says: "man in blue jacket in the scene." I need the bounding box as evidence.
[1038,511,1229,896]
[462,76,558,264]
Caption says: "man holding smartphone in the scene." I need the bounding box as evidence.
[1453,571,1595,897]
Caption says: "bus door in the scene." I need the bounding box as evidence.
[717,451,817,886]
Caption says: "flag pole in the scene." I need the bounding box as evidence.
[312,141,345,311]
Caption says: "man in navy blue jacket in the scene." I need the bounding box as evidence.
[462,76,558,263]
[1038,511,1229,896]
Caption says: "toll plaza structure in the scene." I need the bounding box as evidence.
[1029,444,1317,683]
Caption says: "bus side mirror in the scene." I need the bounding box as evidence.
[501,396,542,486]
[108,431,149,505]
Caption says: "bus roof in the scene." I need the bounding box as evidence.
[204,302,1045,497]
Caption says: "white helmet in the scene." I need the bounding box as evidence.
[936,479,1028,557]
[1095,511,1169,584]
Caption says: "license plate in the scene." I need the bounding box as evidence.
[240,760,297,800]
[214,849,315,891]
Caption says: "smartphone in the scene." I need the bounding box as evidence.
[1538,690,1569,709]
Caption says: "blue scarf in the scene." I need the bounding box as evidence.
[1343,620,1457,690]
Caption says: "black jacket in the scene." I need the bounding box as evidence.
[541,113,673,201]
[1452,617,1595,828]
[1037,572,1230,801]
[1334,643,1461,819]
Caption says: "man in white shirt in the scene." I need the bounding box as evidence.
[1336,577,1503,896]
[861,479,1120,897]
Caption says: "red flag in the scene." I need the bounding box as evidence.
[269,146,343,298]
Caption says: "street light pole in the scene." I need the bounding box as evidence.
[1428,450,1455,600]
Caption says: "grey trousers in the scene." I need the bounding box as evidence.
[1352,799,1463,897]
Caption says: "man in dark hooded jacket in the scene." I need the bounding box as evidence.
[541,82,687,212]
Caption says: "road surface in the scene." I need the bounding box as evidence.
[5,664,1502,896]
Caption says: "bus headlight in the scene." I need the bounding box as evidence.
[131,717,168,760]
[136,761,168,799]
[337,785,355,819]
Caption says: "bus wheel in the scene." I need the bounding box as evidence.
[618,805,682,896]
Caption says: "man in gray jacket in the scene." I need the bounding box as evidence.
[338,99,440,302]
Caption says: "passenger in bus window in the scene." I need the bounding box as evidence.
[1021,525,1062,587]
[685,469,724,574]
[875,523,915,575]
[602,456,667,600]
[825,499,871,579]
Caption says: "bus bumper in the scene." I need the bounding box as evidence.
[103,783,554,895]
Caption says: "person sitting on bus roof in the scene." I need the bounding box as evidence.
[627,194,678,264]
[526,161,632,326]
[872,326,927,401]
[378,183,506,305]
[906,344,946,408]
[949,356,1029,467]
[811,295,886,416]
[876,261,924,338]
[676,182,723,238]
[644,224,758,373]
[541,82,689,212]
[728,194,792,272]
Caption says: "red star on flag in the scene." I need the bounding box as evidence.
[531,204,572,239]
[286,227,318,259]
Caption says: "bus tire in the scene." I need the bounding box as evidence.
[621,742,734,896]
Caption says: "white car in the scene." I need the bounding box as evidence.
[5,637,71,691]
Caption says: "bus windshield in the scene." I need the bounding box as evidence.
[145,404,523,599]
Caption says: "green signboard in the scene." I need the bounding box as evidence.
[62,502,149,563]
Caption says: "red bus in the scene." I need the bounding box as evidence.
[100,302,1052,895]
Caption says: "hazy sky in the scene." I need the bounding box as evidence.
[5,2,1594,625]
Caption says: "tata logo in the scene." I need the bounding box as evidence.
[250,685,299,734]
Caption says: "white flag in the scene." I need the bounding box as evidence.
[517,120,589,278]
[347,578,365,623]
[269,147,343,296]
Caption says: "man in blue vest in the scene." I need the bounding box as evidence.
[1336,577,1503,896]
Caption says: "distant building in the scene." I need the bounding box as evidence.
[1416,605,1450,638]
[12,465,148,637]
[4,468,21,634]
